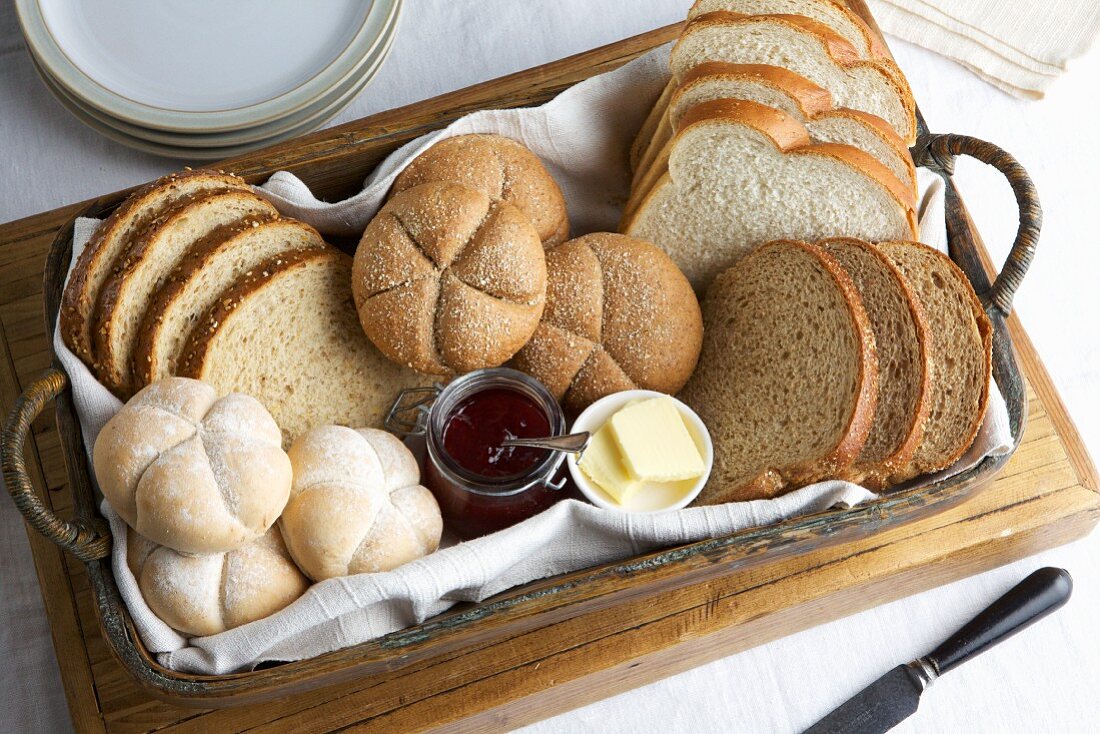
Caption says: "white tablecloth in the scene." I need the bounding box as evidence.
[1,2,1098,732]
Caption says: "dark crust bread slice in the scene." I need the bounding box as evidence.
[878,241,993,479]
[820,237,932,489]
[92,189,278,396]
[60,169,250,366]
[686,240,878,504]
[131,217,324,387]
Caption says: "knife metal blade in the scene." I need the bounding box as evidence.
[803,662,932,734]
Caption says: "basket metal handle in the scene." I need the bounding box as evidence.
[2,368,111,562]
[911,132,1042,317]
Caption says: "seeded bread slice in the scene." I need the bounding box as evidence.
[680,240,878,503]
[670,12,917,143]
[133,218,325,388]
[60,170,250,366]
[93,190,279,397]
[820,237,931,488]
[631,63,916,201]
[878,241,993,478]
[178,248,433,447]
[622,99,917,293]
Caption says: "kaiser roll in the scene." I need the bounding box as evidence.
[127,525,309,637]
[512,233,704,412]
[353,181,547,375]
[391,133,569,247]
[279,426,443,581]
[93,377,292,554]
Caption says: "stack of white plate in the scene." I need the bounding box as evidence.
[16,0,402,159]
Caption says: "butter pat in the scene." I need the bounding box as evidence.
[578,423,640,503]
[609,397,704,482]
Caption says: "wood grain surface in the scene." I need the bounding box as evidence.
[0,12,1096,734]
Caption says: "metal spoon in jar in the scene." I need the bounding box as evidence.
[500,431,590,454]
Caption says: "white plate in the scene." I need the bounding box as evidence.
[29,21,397,161]
[27,3,400,150]
[16,0,398,132]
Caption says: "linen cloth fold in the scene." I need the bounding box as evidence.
[55,47,1013,674]
[867,0,1100,98]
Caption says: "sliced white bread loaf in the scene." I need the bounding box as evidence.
[60,170,250,366]
[687,0,890,59]
[680,239,878,503]
[178,248,433,447]
[820,237,931,487]
[632,63,916,198]
[622,99,917,292]
[670,12,916,143]
[133,218,326,387]
[878,241,992,479]
[92,190,279,396]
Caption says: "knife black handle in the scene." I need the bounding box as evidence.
[924,567,1072,676]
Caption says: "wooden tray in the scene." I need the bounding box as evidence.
[1,5,1096,732]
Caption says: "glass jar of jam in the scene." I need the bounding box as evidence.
[386,368,569,539]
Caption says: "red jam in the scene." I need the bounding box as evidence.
[441,388,551,479]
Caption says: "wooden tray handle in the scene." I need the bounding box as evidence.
[2,367,111,561]
[912,132,1042,317]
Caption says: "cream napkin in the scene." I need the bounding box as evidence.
[868,0,1100,98]
[55,47,1013,674]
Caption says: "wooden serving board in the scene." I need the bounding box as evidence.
[2,21,1098,734]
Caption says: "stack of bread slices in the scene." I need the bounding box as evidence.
[621,0,921,293]
[61,169,429,445]
[680,237,992,503]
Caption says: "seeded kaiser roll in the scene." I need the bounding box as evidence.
[511,233,703,412]
[353,181,547,376]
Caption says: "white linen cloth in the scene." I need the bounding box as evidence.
[867,0,1100,98]
[54,46,1012,675]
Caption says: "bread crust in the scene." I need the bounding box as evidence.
[621,99,918,237]
[673,11,917,143]
[390,134,569,247]
[92,189,278,396]
[692,240,879,504]
[131,217,324,388]
[879,241,993,479]
[819,237,933,489]
[60,169,249,366]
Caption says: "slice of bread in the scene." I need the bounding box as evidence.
[680,240,878,503]
[60,170,250,366]
[878,241,993,478]
[820,237,931,487]
[687,0,890,60]
[630,79,677,172]
[178,248,433,447]
[92,190,279,397]
[622,99,917,292]
[133,218,325,388]
[670,12,916,143]
[630,63,916,208]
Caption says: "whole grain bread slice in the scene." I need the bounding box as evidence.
[178,248,434,447]
[93,189,279,396]
[60,170,250,366]
[878,241,993,479]
[133,218,325,388]
[679,239,878,503]
[622,99,917,292]
[820,237,931,488]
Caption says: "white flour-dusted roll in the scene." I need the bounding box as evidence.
[280,426,443,581]
[93,377,292,554]
[127,525,309,637]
